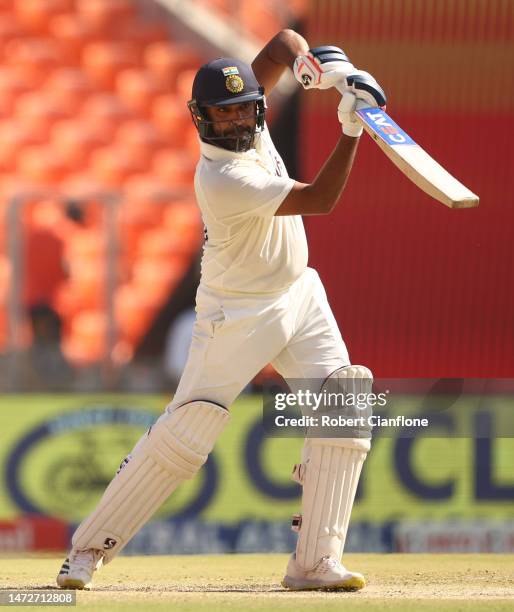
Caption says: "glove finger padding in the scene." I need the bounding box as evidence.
[309,45,351,65]
[338,92,363,138]
[345,70,387,108]
[294,45,355,90]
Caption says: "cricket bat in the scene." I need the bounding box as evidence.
[354,104,479,209]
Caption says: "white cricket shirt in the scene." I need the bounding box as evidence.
[194,125,308,294]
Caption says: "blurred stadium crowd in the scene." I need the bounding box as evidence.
[0,0,306,391]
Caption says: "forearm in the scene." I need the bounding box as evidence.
[252,29,309,93]
[302,134,360,214]
[265,29,309,68]
[276,134,360,216]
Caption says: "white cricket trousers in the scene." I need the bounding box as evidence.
[167,267,350,411]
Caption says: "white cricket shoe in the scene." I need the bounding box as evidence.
[56,549,104,590]
[282,554,366,591]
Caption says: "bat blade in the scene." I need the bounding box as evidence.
[355,107,479,209]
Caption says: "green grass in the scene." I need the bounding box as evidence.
[1,553,513,611]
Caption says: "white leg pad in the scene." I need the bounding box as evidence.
[293,365,373,570]
[294,437,369,570]
[72,401,229,562]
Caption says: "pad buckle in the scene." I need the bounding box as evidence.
[291,514,302,532]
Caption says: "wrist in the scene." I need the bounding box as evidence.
[342,123,363,138]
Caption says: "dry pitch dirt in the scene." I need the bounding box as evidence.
[1,553,513,611]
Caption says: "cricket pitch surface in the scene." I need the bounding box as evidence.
[1,553,513,610]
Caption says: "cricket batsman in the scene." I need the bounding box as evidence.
[57,29,386,591]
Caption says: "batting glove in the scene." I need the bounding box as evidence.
[337,71,387,137]
[339,70,387,108]
[293,45,355,90]
[338,92,363,137]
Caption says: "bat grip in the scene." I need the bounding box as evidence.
[336,83,369,111]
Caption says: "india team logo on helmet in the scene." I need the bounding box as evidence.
[225,74,244,93]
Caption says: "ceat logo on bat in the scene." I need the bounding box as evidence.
[357,108,415,146]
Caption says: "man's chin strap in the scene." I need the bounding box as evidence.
[72,401,230,563]
[291,365,373,570]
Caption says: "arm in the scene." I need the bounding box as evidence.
[276,75,387,216]
[252,29,360,216]
[275,135,359,216]
[251,29,309,95]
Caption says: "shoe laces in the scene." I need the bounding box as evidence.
[315,556,342,574]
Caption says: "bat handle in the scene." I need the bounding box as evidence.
[335,83,370,110]
[335,83,371,111]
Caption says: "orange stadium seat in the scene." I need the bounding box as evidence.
[54,282,81,320]
[114,121,166,169]
[0,16,24,57]
[119,197,166,229]
[0,0,211,366]
[0,66,34,95]
[62,229,109,311]
[0,123,35,171]
[152,150,196,188]
[123,173,187,206]
[61,172,108,200]
[184,125,200,157]
[118,192,169,264]
[65,260,107,310]
[144,42,202,90]
[80,94,134,140]
[137,228,192,259]
[44,69,94,109]
[51,135,93,169]
[76,0,137,35]
[238,2,282,41]
[115,68,167,116]
[174,68,197,105]
[114,283,160,344]
[62,309,108,365]
[14,0,74,34]
[65,228,106,260]
[15,92,70,139]
[51,119,110,167]
[17,145,68,185]
[118,21,169,46]
[81,41,139,89]
[44,88,86,117]
[48,13,99,62]
[89,146,149,187]
[131,257,186,301]
[162,202,202,241]
[5,38,66,83]
[151,94,190,142]
[0,174,40,201]
[81,93,134,122]
[116,120,167,150]
[26,198,65,229]
[26,198,90,242]
[0,91,15,118]
[16,90,68,118]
